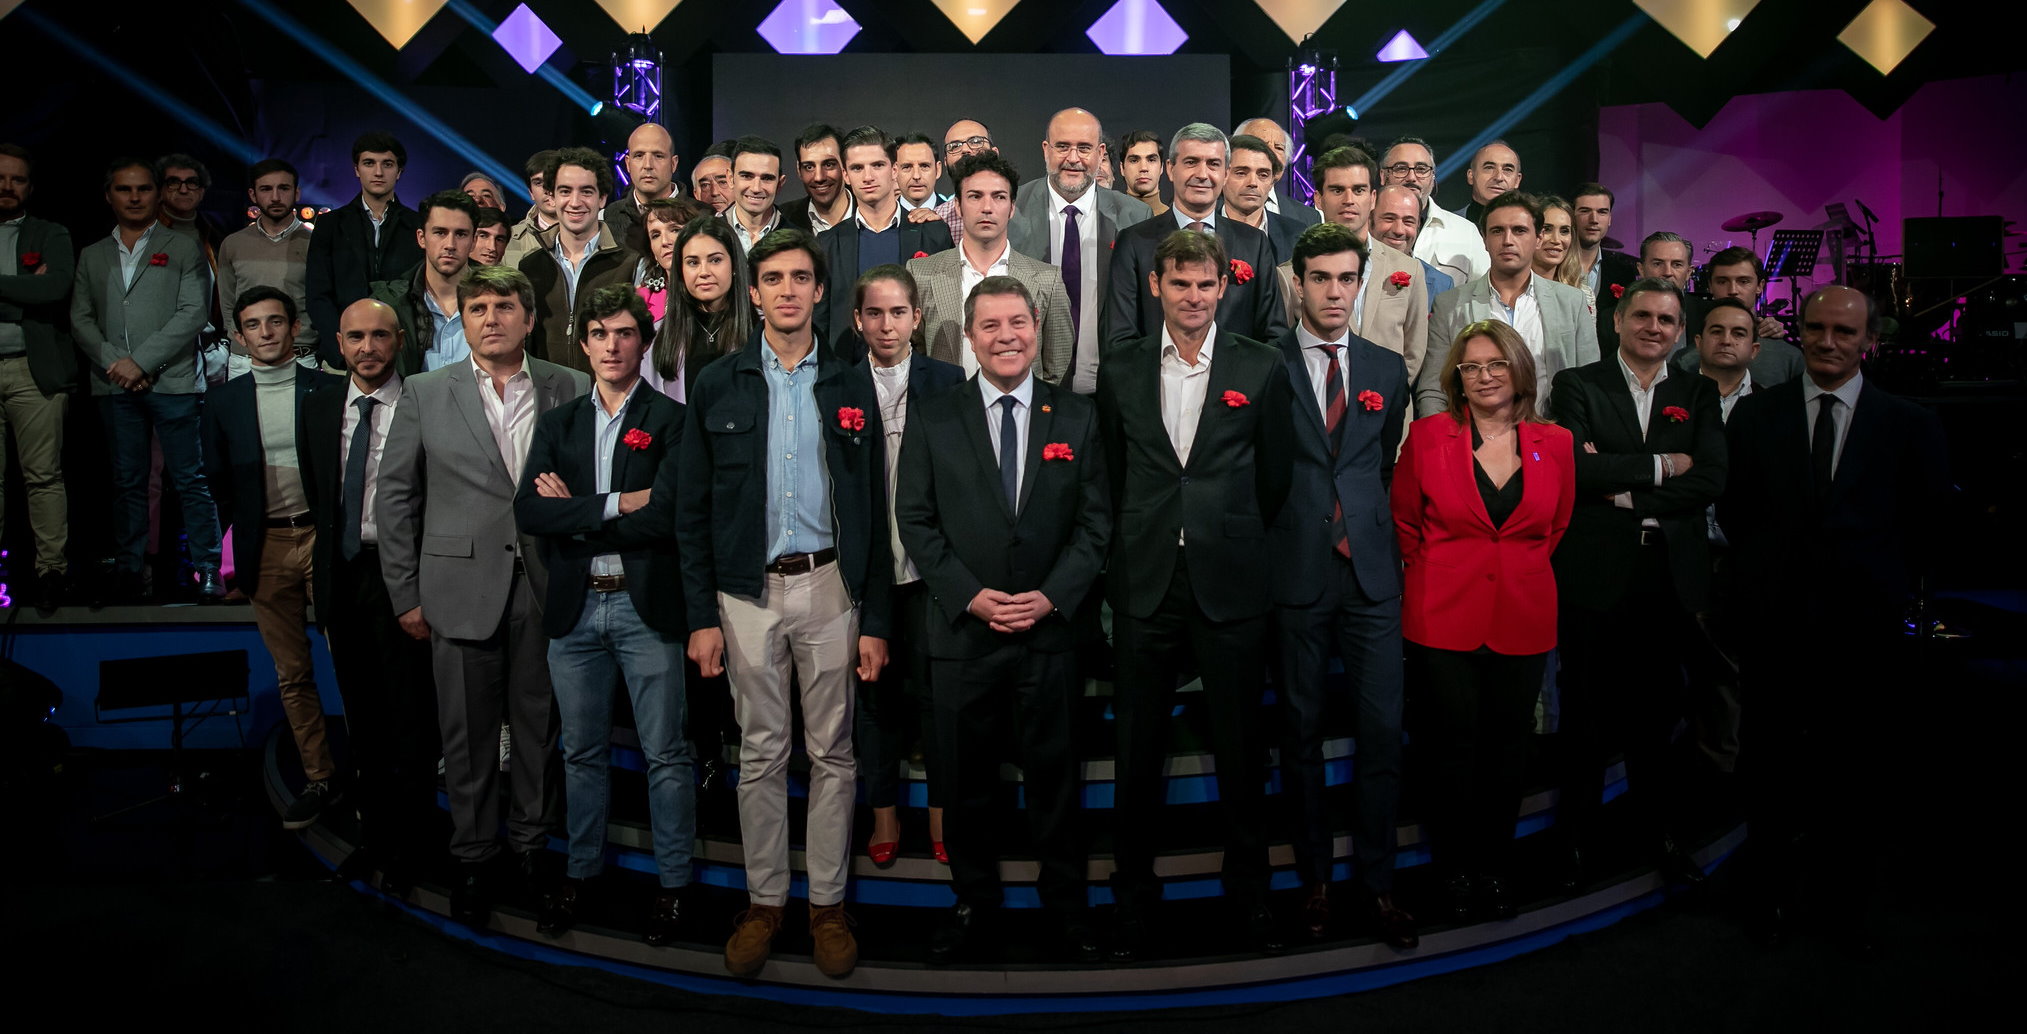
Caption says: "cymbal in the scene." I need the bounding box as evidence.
[1722,210,1785,233]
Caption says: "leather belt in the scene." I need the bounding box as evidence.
[1638,527,1663,546]
[265,512,315,529]
[589,573,627,592]
[766,547,837,575]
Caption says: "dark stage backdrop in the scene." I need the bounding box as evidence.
[712,54,1230,199]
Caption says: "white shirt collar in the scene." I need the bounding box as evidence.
[1172,207,1217,232]
[1047,182,1094,217]
[1802,369,1864,410]
[1294,321,1350,351]
[1160,322,1218,367]
[962,238,1012,277]
[472,355,529,383]
[112,223,158,251]
[870,350,912,379]
[346,372,404,407]
[977,370,1036,410]
[591,376,642,417]
[1616,348,1671,391]
[855,203,901,233]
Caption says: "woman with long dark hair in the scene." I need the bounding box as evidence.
[636,205,751,401]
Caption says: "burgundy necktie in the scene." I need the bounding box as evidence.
[1318,344,1350,558]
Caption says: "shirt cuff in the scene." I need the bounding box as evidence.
[1612,491,1634,510]
[1652,455,1665,486]
[602,492,622,521]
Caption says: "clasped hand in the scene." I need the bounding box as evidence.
[533,472,649,513]
[968,588,1053,633]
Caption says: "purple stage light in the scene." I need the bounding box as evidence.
[1376,29,1428,62]
[1086,0,1188,56]
[493,4,561,74]
[758,0,862,55]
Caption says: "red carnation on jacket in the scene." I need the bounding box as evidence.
[1388,270,1412,288]
[1663,405,1689,423]
[837,406,866,432]
[1042,442,1074,462]
[623,428,653,450]
[1222,389,1249,408]
[1358,389,1385,411]
[1230,258,1253,284]
[148,253,169,267]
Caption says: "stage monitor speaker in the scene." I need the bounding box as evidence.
[97,650,250,713]
[1904,216,2002,279]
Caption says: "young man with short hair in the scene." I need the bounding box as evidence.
[218,158,318,376]
[307,131,423,367]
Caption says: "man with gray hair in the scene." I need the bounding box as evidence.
[1379,136,1489,280]
[1102,122,1286,349]
[1232,117,1321,226]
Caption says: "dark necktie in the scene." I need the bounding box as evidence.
[997,395,1020,514]
[1188,220,1207,235]
[1061,204,1082,339]
[341,395,378,561]
[1318,344,1350,558]
[1811,393,1839,503]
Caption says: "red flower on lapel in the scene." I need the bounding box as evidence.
[1222,389,1249,408]
[1357,389,1385,411]
[622,428,652,451]
[1042,442,1074,462]
[1388,270,1412,288]
[912,250,928,259]
[1663,405,1689,423]
[19,252,42,270]
[148,253,169,267]
[837,406,866,432]
[1610,283,1626,299]
[1230,258,1254,284]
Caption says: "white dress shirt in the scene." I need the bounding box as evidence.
[873,353,918,584]
[726,207,781,256]
[1489,274,1547,363]
[1160,324,1216,545]
[1172,207,1217,234]
[1295,321,1351,421]
[364,196,387,248]
[474,356,536,485]
[957,239,1013,377]
[1413,199,1492,280]
[114,224,161,290]
[807,193,855,236]
[1802,370,1864,477]
[1046,184,1102,392]
[1611,351,1670,526]
[340,372,404,545]
[979,370,1035,515]
[1714,368,1753,422]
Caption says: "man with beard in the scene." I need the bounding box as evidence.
[218,158,318,376]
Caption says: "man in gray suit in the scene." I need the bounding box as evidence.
[908,152,1074,384]
[0,143,80,612]
[1414,192,1599,418]
[72,157,226,604]
[1007,107,1152,394]
[376,264,589,926]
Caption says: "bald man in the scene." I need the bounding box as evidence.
[1007,107,1152,394]
[933,118,997,240]
[1459,141,1522,227]
[1234,117,1322,227]
[303,297,439,894]
[604,122,681,247]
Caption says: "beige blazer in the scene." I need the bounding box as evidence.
[906,244,1075,384]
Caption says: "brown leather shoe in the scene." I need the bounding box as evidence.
[724,903,784,977]
[1302,882,1331,938]
[808,903,859,978]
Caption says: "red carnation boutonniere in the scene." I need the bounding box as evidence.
[1042,442,1074,462]
[1663,405,1689,423]
[837,406,866,432]
[148,253,169,267]
[1222,389,1249,408]
[912,250,929,259]
[622,428,652,451]
[19,252,42,270]
[1357,389,1385,412]
[1388,270,1412,288]
[1230,258,1253,284]
[1610,283,1626,299]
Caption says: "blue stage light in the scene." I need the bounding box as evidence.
[1439,13,1647,181]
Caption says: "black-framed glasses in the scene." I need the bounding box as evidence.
[1382,163,1434,178]
[163,176,204,190]
[944,136,991,155]
[1456,360,1512,379]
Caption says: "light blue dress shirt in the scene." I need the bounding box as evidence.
[422,291,470,371]
[762,345,833,561]
[589,379,641,577]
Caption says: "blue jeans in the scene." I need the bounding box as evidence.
[550,587,695,887]
[99,390,222,572]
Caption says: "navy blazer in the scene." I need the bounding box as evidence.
[1102,214,1288,351]
[515,384,686,637]
[850,350,965,408]
[811,216,954,357]
[1266,328,1409,607]
[676,333,893,638]
[306,194,423,368]
[896,376,1111,659]
[200,365,345,594]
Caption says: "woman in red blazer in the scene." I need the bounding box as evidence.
[1391,319,1574,922]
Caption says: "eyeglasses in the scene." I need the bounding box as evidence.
[1049,142,1096,158]
[1456,360,1512,379]
[944,136,991,155]
[163,176,204,191]
[1382,163,1434,178]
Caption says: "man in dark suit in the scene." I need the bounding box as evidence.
[301,297,437,894]
[1103,124,1287,355]
[0,142,79,611]
[1550,276,1726,889]
[848,265,964,870]
[1221,134,1306,265]
[812,126,954,354]
[514,284,694,943]
[1266,224,1416,949]
[896,274,1110,964]
[1721,284,1949,947]
[1231,117,1322,226]
[1572,184,1637,346]
[307,132,423,368]
[202,286,344,828]
[1098,228,1295,959]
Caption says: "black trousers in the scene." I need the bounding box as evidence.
[325,545,440,864]
[857,580,939,809]
[1272,556,1405,893]
[1409,644,1547,878]
[933,644,1084,916]
[1111,550,1271,908]
[1557,540,1699,849]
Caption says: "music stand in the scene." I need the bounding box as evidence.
[92,650,251,823]
[1765,229,1825,319]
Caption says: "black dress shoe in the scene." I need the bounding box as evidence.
[516,849,558,891]
[1658,838,1708,887]
[1109,902,1149,962]
[926,903,979,965]
[1478,875,1516,921]
[1446,874,1476,923]
[1374,894,1420,950]
[450,863,493,927]
[1060,915,1104,963]
[1301,882,1331,939]
[644,889,683,947]
[33,570,64,615]
[195,569,230,604]
[537,877,584,937]
[1243,905,1287,956]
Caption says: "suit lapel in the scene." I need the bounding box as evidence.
[1830,381,1886,505]
[609,388,653,488]
[1280,335,1328,442]
[1597,359,1646,442]
[1018,381,1056,516]
[447,362,512,482]
[1183,334,1237,470]
[1445,418,1497,533]
[958,375,1016,523]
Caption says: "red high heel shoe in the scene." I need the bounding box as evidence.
[932,841,949,864]
[867,841,899,866]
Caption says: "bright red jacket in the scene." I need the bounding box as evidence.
[1391,414,1575,655]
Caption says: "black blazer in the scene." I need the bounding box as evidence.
[1549,358,1726,612]
[849,350,966,408]
[811,216,954,355]
[776,196,823,234]
[1096,330,1295,622]
[676,333,893,638]
[306,194,423,367]
[0,215,80,394]
[1265,328,1409,607]
[1224,204,1307,267]
[1102,215,1288,351]
[299,379,350,626]
[896,376,1111,658]
[200,365,344,594]
[1593,249,1640,345]
[514,385,686,636]
[1720,375,1950,627]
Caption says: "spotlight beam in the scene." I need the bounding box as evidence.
[233,0,526,203]
[1438,13,1647,182]
[1350,0,1509,117]
[18,8,261,166]
[444,0,602,115]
